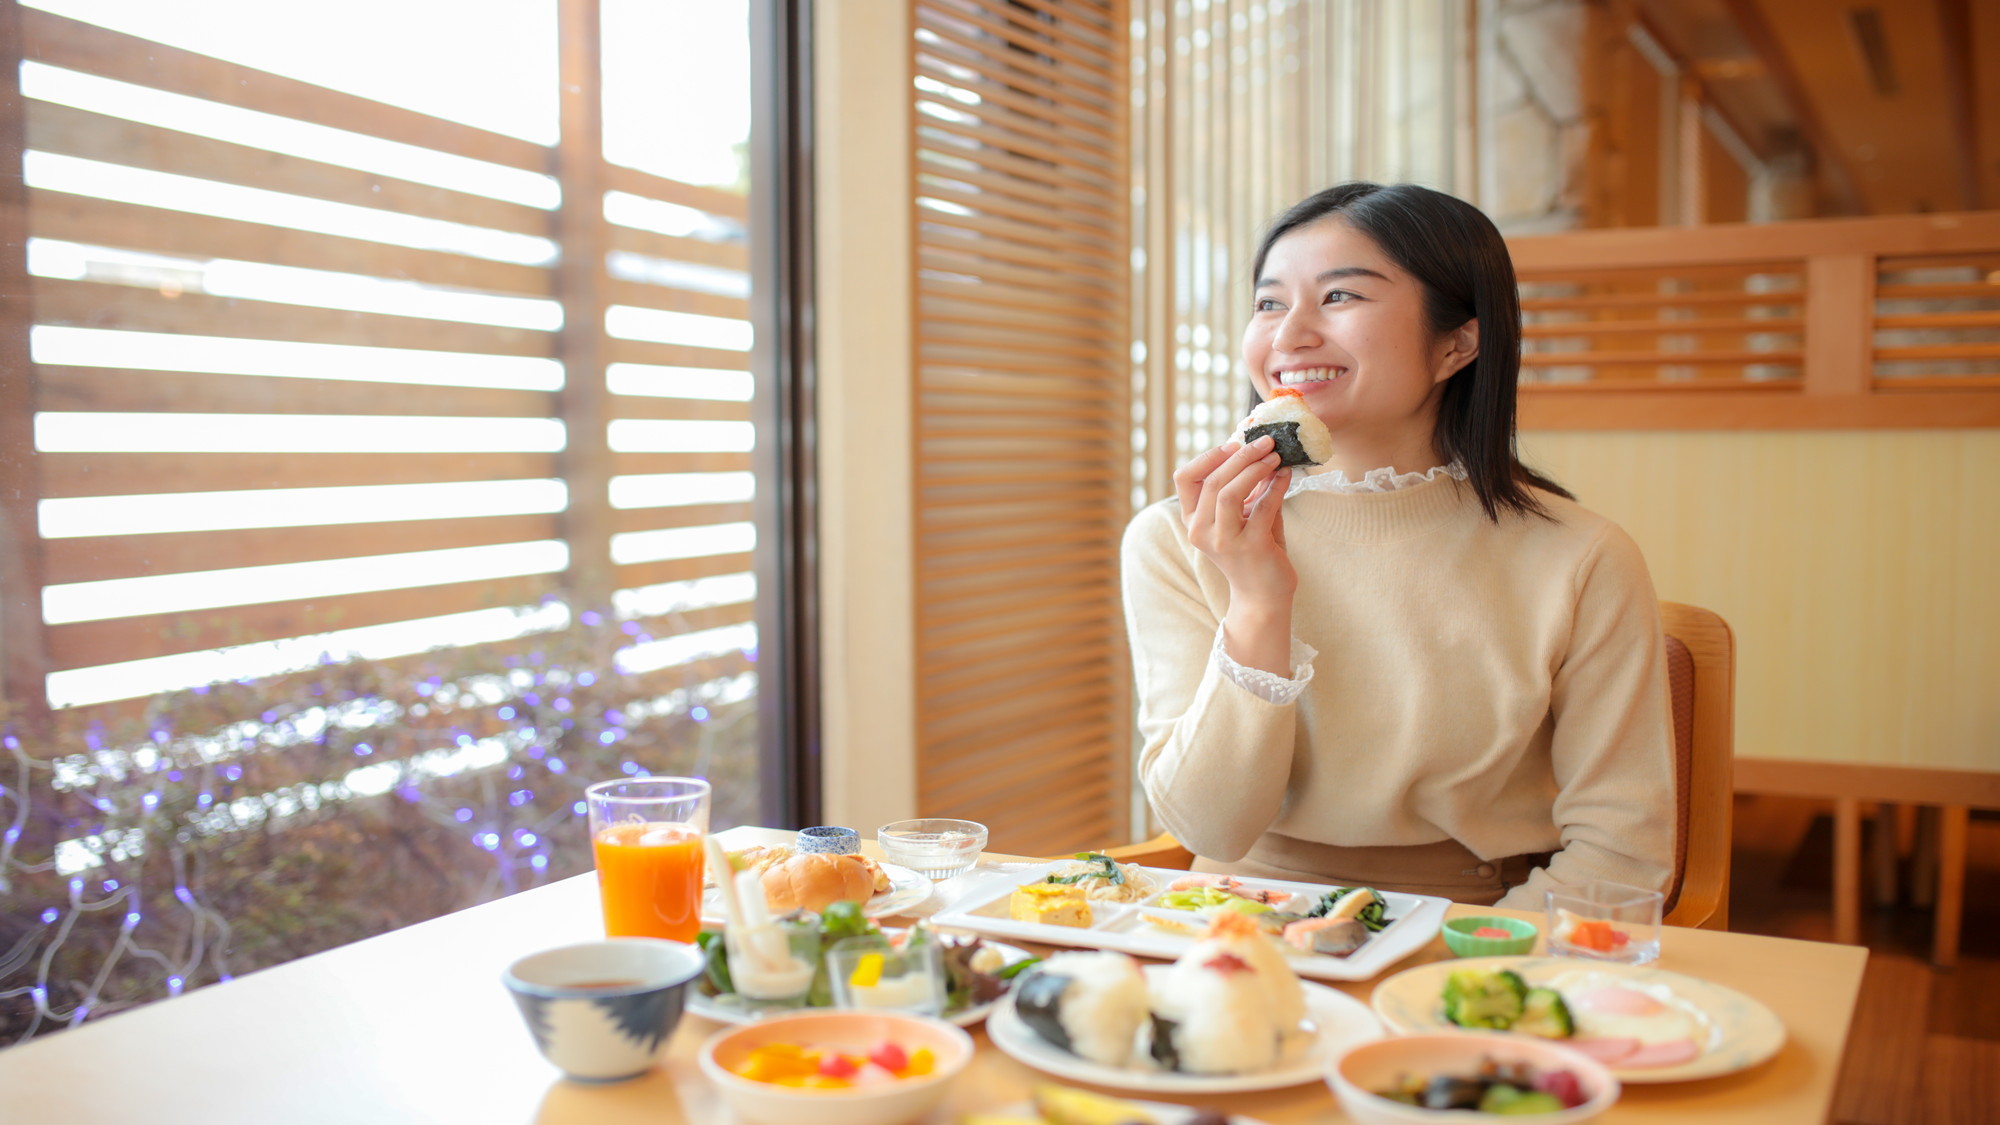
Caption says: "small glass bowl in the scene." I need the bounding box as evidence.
[876,819,988,880]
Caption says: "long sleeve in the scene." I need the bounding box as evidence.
[1494,523,1677,909]
[1120,503,1299,861]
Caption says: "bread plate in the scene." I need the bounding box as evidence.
[701,860,931,924]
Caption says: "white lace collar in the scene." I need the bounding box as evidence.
[1286,461,1467,498]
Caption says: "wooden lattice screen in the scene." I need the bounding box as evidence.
[909,0,1132,855]
[0,2,758,722]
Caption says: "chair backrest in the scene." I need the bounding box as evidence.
[1658,601,1735,930]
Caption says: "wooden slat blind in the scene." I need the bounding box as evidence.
[4,4,760,716]
[911,0,1131,855]
[1128,0,1469,498]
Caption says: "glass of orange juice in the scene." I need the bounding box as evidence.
[585,776,711,943]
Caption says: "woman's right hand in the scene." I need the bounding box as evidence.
[1173,435,1295,609]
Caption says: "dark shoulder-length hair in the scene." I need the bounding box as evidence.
[1248,181,1572,521]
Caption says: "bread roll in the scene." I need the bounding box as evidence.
[760,852,875,914]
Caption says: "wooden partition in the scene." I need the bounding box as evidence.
[0,4,759,724]
[1510,210,2000,429]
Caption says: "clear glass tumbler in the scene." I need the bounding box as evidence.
[1545,880,1664,964]
[586,776,711,942]
[876,818,988,880]
[825,934,945,1016]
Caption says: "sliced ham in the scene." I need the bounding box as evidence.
[1618,1038,1702,1069]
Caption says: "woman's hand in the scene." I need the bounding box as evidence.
[1173,436,1295,673]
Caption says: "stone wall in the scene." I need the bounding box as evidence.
[1479,0,1588,233]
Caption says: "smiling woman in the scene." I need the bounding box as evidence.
[1122,182,1677,912]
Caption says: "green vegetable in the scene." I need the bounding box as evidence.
[995,956,1042,980]
[1309,886,1390,931]
[1478,1085,1565,1115]
[820,899,874,941]
[695,929,732,997]
[1044,853,1122,886]
[1513,987,1576,1039]
[1441,967,1529,1030]
[1157,887,1271,913]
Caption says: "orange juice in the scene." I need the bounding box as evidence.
[592,821,705,941]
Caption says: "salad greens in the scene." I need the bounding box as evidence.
[1043,853,1123,886]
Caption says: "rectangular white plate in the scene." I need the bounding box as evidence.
[929,862,1450,982]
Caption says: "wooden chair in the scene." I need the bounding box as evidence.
[1094,601,1736,930]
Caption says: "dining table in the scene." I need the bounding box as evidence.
[0,824,1868,1124]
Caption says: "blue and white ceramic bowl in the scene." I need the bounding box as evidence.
[503,938,704,1082]
[796,825,862,855]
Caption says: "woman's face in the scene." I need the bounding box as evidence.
[1242,217,1475,469]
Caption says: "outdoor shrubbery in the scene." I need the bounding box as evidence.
[0,619,759,1045]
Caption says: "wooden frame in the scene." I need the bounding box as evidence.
[1512,210,2000,429]
[1097,602,1735,931]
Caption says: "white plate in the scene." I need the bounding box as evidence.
[1369,955,1787,1083]
[700,860,933,923]
[686,939,1037,1028]
[930,863,1450,983]
[987,965,1383,1094]
[985,1098,1274,1125]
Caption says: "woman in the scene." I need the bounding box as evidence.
[1121,182,1674,908]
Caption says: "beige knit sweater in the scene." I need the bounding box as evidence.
[1120,474,1675,910]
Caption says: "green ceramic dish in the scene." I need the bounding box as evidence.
[1442,915,1539,957]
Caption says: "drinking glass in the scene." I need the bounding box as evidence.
[587,776,711,942]
[1545,880,1664,965]
[825,935,944,1016]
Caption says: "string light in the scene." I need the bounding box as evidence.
[2,610,751,1047]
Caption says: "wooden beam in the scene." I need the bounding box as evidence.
[1802,254,1874,395]
[1718,0,1867,214]
[1732,757,2000,807]
[1935,0,1982,210]
[0,0,49,730]
[553,0,615,623]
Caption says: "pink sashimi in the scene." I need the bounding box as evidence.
[1567,1037,1641,1064]
[1618,1038,1702,1068]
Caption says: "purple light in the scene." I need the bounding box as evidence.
[577,671,597,687]
[260,711,277,723]
[604,709,625,726]
[572,801,586,816]
[224,765,243,782]
[527,746,545,760]
[2,735,17,749]
[454,808,473,823]
[40,908,56,924]
[196,793,213,808]
[174,886,194,904]
[507,766,524,780]
[103,879,119,892]
[4,826,18,843]
[167,976,184,996]
[524,693,541,706]
[498,706,516,721]
[123,912,141,928]
[415,681,435,697]
[193,685,209,695]
[546,758,566,774]
[517,831,538,847]
[142,793,159,810]
[530,854,549,871]
[31,986,46,1004]
[580,610,602,627]
[477,832,500,851]
[691,706,710,722]
[746,645,759,664]
[219,973,233,983]
[621,621,641,636]
[552,697,572,713]
[508,789,533,807]
[621,761,640,775]
[354,743,373,757]
[167,770,182,782]
[598,731,615,745]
